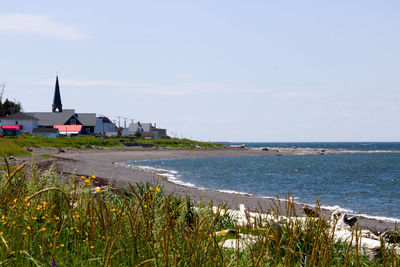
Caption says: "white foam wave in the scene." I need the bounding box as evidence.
[117,161,400,223]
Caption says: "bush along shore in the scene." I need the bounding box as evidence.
[0,158,399,266]
[0,135,224,157]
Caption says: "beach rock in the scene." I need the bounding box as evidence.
[261,147,269,151]
[26,147,33,152]
[219,234,257,252]
[331,210,358,229]
[303,206,319,217]
[8,156,15,160]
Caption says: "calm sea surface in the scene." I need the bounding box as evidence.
[124,142,400,221]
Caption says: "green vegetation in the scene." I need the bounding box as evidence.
[10,135,121,148]
[137,137,224,149]
[0,139,29,157]
[0,160,398,266]
[0,135,224,157]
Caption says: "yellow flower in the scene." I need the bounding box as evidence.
[155,187,160,192]
[32,216,37,220]
[55,216,60,220]
[220,230,226,236]
[36,205,43,211]
[1,215,6,220]
[90,245,94,249]
[27,226,31,230]
[84,179,91,185]
[95,188,101,193]
[49,244,53,247]
[19,250,24,255]
[91,175,96,179]
[268,234,275,239]
[24,197,30,202]
[26,203,31,207]
[23,232,27,236]
[144,205,147,208]
[81,175,85,179]
[110,208,116,212]
[42,201,48,206]
[76,215,80,218]
[13,198,18,204]
[12,221,15,225]
[149,187,153,191]
[122,212,126,216]
[76,229,80,233]
[0,231,3,235]
[60,244,64,247]
[40,227,46,232]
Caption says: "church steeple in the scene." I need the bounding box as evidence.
[52,76,63,112]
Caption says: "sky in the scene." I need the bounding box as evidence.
[1,1,399,142]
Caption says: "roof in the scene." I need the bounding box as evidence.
[1,125,20,130]
[0,112,38,121]
[54,125,82,132]
[76,113,96,126]
[25,110,96,127]
[32,128,59,133]
[26,109,76,126]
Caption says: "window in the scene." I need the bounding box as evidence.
[15,121,18,125]
[70,119,76,125]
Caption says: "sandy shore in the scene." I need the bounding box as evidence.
[24,147,397,233]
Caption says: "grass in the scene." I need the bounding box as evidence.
[0,139,29,157]
[0,158,398,266]
[136,137,225,149]
[0,135,224,157]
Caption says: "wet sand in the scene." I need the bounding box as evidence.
[36,147,398,233]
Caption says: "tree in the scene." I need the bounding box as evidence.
[0,98,22,117]
[134,130,142,139]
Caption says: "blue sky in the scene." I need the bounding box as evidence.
[1,1,399,141]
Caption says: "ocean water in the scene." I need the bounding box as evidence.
[123,142,400,221]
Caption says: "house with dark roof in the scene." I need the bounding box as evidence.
[25,76,96,134]
[0,112,39,134]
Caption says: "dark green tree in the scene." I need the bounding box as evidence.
[134,130,142,139]
[0,99,22,117]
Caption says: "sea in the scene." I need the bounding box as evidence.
[122,142,400,222]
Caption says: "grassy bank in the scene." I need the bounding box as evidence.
[0,135,224,156]
[0,160,398,266]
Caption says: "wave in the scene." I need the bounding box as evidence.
[117,161,400,223]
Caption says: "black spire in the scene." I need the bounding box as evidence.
[52,76,62,112]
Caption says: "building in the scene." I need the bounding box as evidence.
[125,121,168,139]
[94,116,118,136]
[26,76,96,134]
[32,128,59,138]
[0,112,39,134]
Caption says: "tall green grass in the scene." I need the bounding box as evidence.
[0,139,29,157]
[0,159,398,266]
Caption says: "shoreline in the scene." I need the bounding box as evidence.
[25,147,399,233]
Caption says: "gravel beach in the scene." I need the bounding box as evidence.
[33,147,397,233]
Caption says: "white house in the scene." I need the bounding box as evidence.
[94,116,118,136]
[0,112,39,134]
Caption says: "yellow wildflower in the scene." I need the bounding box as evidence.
[149,187,153,191]
[13,198,18,204]
[155,187,160,192]
[81,175,85,179]
[23,232,27,236]
[111,208,116,212]
[144,205,147,208]
[55,216,60,220]
[84,179,90,185]
[36,205,43,211]
[40,227,46,232]
[95,188,101,193]
[60,244,64,247]
[0,231,3,235]
[24,197,30,202]
[122,212,126,216]
[20,250,24,255]
[42,201,48,206]
[91,175,96,179]
[32,216,37,220]
[26,203,31,207]
[220,230,226,236]
[1,215,6,220]
[90,245,94,249]
[27,226,31,230]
